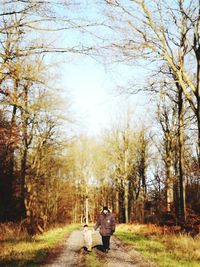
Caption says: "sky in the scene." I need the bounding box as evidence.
[60,55,150,137]
[49,1,153,137]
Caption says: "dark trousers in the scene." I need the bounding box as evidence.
[102,236,111,250]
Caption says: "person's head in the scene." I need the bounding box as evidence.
[102,206,109,214]
[83,224,88,229]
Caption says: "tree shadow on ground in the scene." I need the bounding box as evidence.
[92,244,105,252]
[81,245,105,253]
[0,249,48,267]
[81,246,88,252]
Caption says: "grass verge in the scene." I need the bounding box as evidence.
[0,224,79,267]
[115,224,200,267]
[85,250,102,267]
[84,229,103,267]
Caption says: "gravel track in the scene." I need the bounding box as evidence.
[41,229,157,267]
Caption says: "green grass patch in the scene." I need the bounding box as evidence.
[0,224,79,267]
[116,228,200,267]
[85,250,102,267]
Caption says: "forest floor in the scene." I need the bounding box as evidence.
[41,229,157,267]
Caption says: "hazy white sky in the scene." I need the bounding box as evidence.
[60,55,149,136]
[52,1,151,137]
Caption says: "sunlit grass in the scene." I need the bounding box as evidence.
[85,250,101,267]
[0,223,79,267]
[116,224,200,267]
[85,231,103,267]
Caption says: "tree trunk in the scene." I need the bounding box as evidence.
[124,148,129,223]
[6,81,18,220]
[20,85,29,218]
[196,53,200,167]
[166,163,174,212]
[140,133,147,222]
[124,180,129,223]
[115,184,119,222]
[85,195,89,224]
[20,149,27,218]
[178,87,186,223]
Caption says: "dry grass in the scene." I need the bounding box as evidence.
[0,223,79,266]
[0,222,30,241]
[116,224,200,267]
[164,233,200,261]
[116,223,181,236]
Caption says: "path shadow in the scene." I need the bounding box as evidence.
[81,246,88,252]
[92,244,105,252]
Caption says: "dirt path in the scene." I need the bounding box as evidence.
[41,229,157,267]
[41,229,85,267]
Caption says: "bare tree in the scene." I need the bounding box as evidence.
[0,0,101,227]
[103,0,200,165]
[157,97,177,213]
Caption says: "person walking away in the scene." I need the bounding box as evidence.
[94,206,116,253]
[82,224,93,252]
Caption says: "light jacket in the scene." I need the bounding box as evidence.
[83,228,92,246]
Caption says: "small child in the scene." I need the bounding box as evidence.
[82,224,93,252]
